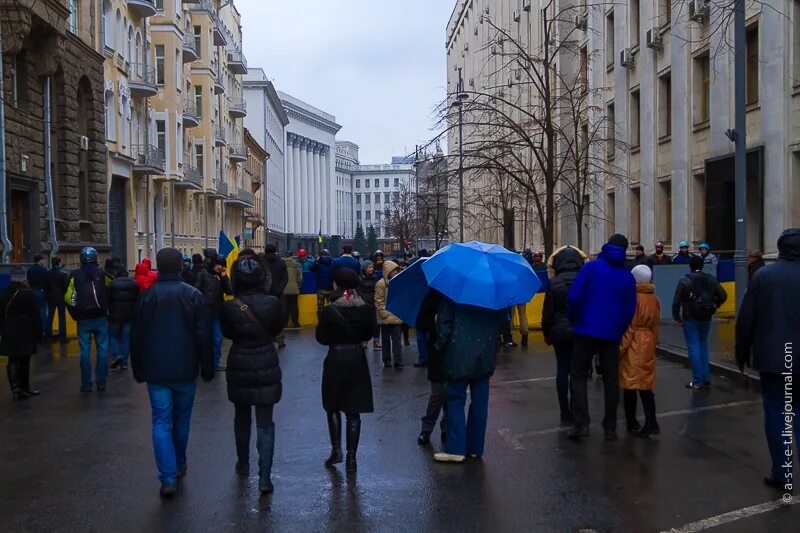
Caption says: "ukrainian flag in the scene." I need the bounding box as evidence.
[219,230,240,273]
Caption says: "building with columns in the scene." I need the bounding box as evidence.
[334,141,360,238]
[280,92,341,253]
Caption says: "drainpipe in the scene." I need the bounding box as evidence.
[0,23,14,263]
[44,77,59,259]
[145,178,151,258]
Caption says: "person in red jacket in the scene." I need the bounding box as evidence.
[134,258,158,292]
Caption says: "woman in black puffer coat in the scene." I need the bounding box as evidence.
[0,273,43,401]
[316,268,375,473]
[221,258,284,495]
[541,246,586,423]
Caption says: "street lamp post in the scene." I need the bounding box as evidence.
[452,68,469,243]
[733,0,748,313]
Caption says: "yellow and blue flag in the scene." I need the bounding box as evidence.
[219,230,240,273]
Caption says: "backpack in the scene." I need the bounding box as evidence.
[687,273,717,321]
[70,268,109,314]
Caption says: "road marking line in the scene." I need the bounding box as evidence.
[661,497,800,532]
[493,364,686,387]
[502,399,760,442]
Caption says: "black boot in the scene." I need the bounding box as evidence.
[6,360,28,401]
[345,414,361,473]
[623,389,640,433]
[256,423,275,494]
[521,334,528,347]
[18,357,39,396]
[324,412,343,467]
[636,391,660,437]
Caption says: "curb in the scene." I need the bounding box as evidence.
[656,343,761,391]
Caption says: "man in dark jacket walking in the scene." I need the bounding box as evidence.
[567,234,637,441]
[195,255,232,370]
[131,248,214,499]
[333,245,361,276]
[108,265,139,371]
[736,228,800,493]
[44,256,69,342]
[672,255,727,389]
[541,246,585,423]
[263,245,288,348]
[312,250,335,319]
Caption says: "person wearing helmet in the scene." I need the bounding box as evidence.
[373,250,385,278]
[352,251,362,262]
[646,242,672,268]
[297,249,314,272]
[532,251,547,272]
[65,247,112,393]
[698,242,718,265]
[672,241,694,265]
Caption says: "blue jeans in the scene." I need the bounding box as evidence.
[210,316,223,367]
[445,376,490,457]
[33,289,48,334]
[109,321,132,364]
[78,317,109,389]
[147,382,197,484]
[683,320,712,384]
[47,302,67,340]
[416,330,429,364]
[761,372,799,486]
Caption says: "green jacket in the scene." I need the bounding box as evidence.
[284,257,303,295]
[434,297,504,381]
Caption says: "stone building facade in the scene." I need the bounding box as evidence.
[243,128,268,250]
[2,0,107,266]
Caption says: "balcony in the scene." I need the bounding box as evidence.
[245,208,264,226]
[177,157,204,189]
[213,19,227,46]
[182,33,198,63]
[128,0,157,18]
[226,48,247,75]
[213,67,225,95]
[132,144,165,175]
[228,144,247,163]
[206,179,229,200]
[182,98,200,128]
[129,64,158,98]
[187,0,215,15]
[225,187,255,208]
[227,97,246,118]
[214,125,227,147]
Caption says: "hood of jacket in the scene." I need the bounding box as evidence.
[778,228,800,261]
[636,283,655,294]
[382,260,401,282]
[135,262,150,276]
[599,243,627,267]
[551,246,585,275]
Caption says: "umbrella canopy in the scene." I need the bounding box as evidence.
[422,241,540,310]
[386,258,429,326]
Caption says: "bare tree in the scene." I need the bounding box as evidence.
[415,147,452,250]
[382,180,418,250]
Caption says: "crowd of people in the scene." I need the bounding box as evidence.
[0,229,798,500]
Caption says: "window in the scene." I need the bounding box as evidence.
[195,86,203,118]
[659,0,671,27]
[175,49,180,86]
[156,120,166,161]
[606,102,615,159]
[356,211,362,221]
[356,179,360,188]
[606,11,615,68]
[384,178,389,187]
[374,211,380,221]
[579,46,588,88]
[631,0,640,47]
[659,72,672,137]
[374,179,379,188]
[630,90,640,147]
[155,45,165,85]
[746,25,759,104]
[394,178,399,187]
[694,53,710,123]
[657,179,672,243]
[384,192,390,203]
[68,0,79,34]
[393,191,399,202]
[196,144,204,172]
[693,174,706,240]
[365,179,370,188]
[366,193,371,203]
[176,124,183,166]
[105,90,116,141]
[630,187,641,244]
[194,26,202,59]
[366,211,371,220]
[356,193,361,204]
[103,0,112,48]
[374,193,380,204]
[155,0,164,9]
[606,191,616,239]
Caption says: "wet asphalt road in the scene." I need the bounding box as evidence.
[0,329,798,532]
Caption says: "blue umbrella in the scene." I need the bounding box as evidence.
[386,258,430,326]
[422,241,540,310]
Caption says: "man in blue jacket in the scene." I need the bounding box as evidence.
[311,249,335,319]
[567,234,637,441]
[332,245,361,277]
[131,248,214,499]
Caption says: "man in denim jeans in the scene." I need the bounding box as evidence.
[672,255,727,389]
[131,248,214,499]
[65,247,112,392]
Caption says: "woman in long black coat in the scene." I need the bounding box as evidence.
[316,268,375,472]
[221,258,284,495]
[0,274,44,401]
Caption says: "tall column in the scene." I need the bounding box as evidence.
[293,139,302,233]
[286,134,295,234]
[298,139,308,234]
[313,145,322,236]
[306,143,315,234]
[322,148,331,235]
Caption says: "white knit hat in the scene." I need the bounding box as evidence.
[631,264,652,284]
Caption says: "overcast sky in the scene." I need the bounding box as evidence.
[237,0,453,164]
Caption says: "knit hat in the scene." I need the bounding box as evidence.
[156,248,183,275]
[234,258,266,293]
[192,253,203,264]
[334,267,361,290]
[607,234,629,250]
[631,264,652,284]
[361,260,374,274]
[689,255,705,272]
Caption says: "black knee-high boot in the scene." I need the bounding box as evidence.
[18,356,39,396]
[345,414,361,473]
[325,411,343,467]
[7,359,27,401]
[623,389,640,432]
[637,391,660,437]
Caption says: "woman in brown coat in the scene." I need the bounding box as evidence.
[620,264,661,437]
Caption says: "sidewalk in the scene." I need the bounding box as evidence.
[656,319,761,386]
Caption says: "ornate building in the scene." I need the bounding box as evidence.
[243,128,267,250]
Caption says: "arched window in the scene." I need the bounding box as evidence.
[114,9,121,52]
[135,31,142,76]
[103,0,112,49]
[127,25,133,64]
[105,87,116,142]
